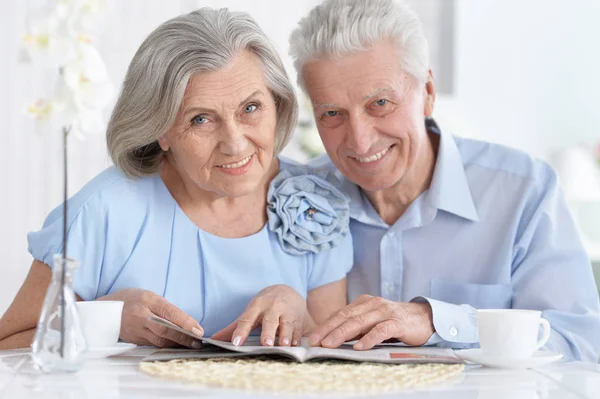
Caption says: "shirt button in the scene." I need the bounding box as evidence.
[387,231,396,238]
[449,326,458,337]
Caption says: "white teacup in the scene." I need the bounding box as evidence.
[477,309,551,359]
[76,301,124,348]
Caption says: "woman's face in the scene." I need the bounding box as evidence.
[159,50,278,199]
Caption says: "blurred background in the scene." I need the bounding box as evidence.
[1,0,600,316]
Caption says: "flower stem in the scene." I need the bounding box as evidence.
[60,125,71,359]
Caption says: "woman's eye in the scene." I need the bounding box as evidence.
[192,115,207,125]
[244,104,258,113]
[375,99,388,106]
[325,110,338,117]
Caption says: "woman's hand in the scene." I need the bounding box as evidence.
[212,285,315,347]
[99,288,204,348]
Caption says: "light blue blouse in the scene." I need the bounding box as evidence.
[28,159,353,336]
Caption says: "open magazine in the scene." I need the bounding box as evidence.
[145,315,462,364]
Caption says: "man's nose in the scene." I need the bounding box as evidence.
[345,116,375,155]
[219,122,249,155]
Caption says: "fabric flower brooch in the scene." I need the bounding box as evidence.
[267,166,350,255]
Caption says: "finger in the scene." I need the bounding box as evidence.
[150,298,204,338]
[260,310,281,346]
[211,321,238,342]
[309,295,377,346]
[292,321,303,346]
[231,306,263,346]
[354,320,400,351]
[320,309,384,349]
[146,320,203,349]
[143,327,184,348]
[277,316,295,346]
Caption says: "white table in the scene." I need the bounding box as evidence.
[1,348,599,398]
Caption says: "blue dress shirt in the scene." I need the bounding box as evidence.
[27,159,353,336]
[312,119,600,362]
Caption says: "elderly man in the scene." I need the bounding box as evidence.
[290,0,600,361]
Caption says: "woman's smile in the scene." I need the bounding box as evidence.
[215,153,255,176]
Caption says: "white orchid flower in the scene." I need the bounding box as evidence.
[23,0,113,139]
[52,43,113,138]
[32,76,107,139]
[25,99,56,121]
[20,0,108,66]
[62,40,113,110]
[21,9,74,67]
[72,107,106,138]
[66,0,110,34]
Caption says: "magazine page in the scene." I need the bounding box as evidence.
[202,337,308,362]
[142,343,249,362]
[202,338,461,364]
[145,315,308,362]
[304,345,462,364]
[142,337,309,363]
[145,316,461,364]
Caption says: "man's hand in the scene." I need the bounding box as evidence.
[212,285,314,347]
[308,295,434,350]
[99,288,204,348]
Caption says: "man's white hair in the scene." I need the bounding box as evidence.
[289,0,429,90]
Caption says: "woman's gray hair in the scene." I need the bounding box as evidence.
[107,8,298,178]
[289,0,429,90]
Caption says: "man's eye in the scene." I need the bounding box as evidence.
[192,115,207,125]
[375,99,388,106]
[325,110,338,117]
[244,104,258,113]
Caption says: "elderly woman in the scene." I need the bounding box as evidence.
[0,8,352,350]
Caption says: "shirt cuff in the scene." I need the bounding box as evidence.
[423,332,443,346]
[411,296,479,343]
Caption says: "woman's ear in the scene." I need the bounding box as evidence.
[158,134,170,152]
[424,69,436,117]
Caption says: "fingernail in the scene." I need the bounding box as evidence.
[322,337,332,347]
[192,327,203,337]
[281,338,290,346]
[233,336,241,346]
[293,339,299,346]
[191,341,203,349]
[354,342,364,350]
[265,338,274,346]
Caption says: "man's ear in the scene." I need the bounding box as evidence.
[424,69,436,117]
[158,133,169,152]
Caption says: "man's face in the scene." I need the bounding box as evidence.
[303,39,435,193]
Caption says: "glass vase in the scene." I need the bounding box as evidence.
[31,254,87,372]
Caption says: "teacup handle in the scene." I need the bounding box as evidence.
[536,318,551,350]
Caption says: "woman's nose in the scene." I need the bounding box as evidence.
[219,123,249,155]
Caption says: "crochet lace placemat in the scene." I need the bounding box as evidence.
[139,356,465,394]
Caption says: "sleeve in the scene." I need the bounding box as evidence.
[307,232,353,291]
[412,165,600,361]
[411,296,478,345]
[27,194,111,301]
[509,166,600,362]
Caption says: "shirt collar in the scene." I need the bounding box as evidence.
[424,118,479,221]
[343,118,479,224]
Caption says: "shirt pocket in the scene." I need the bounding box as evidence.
[430,279,513,309]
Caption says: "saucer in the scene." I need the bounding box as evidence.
[86,342,136,359]
[455,349,563,369]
